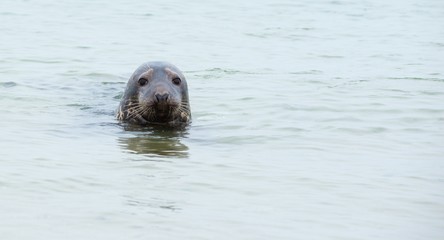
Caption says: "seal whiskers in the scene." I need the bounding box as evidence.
[117,61,191,127]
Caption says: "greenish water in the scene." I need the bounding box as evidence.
[1,0,443,239]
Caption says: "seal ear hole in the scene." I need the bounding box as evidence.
[172,77,181,85]
[138,78,148,86]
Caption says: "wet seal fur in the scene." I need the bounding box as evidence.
[117,62,191,127]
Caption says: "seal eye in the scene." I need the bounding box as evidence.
[172,77,181,85]
[138,78,148,86]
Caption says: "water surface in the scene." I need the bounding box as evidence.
[1,0,443,239]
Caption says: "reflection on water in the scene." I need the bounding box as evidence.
[118,124,189,159]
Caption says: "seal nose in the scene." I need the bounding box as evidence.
[155,92,169,103]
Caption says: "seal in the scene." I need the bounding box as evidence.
[117,61,191,127]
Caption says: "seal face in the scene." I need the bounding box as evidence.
[117,62,191,127]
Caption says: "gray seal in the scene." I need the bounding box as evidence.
[117,61,191,127]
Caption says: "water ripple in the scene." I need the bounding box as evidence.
[0,81,17,88]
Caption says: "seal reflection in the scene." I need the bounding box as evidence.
[118,124,189,159]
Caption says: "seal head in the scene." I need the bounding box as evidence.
[117,62,191,127]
